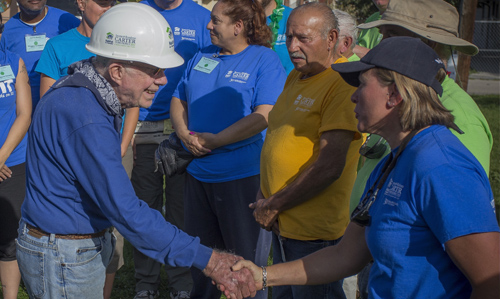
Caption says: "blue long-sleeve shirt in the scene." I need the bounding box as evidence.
[21,71,212,270]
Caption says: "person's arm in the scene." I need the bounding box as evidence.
[194,104,273,149]
[352,45,370,59]
[251,129,355,230]
[445,232,500,299]
[39,73,56,97]
[0,58,32,181]
[170,96,211,156]
[232,222,372,288]
[121,107,139,158]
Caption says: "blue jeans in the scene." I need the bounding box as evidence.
[16,220,115,299]
[272,233,346,299]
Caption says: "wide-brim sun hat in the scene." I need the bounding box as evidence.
[358,0,478,56]
[331,36,446,96]
[86,3,184,69]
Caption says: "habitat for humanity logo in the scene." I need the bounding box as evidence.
[167,27,174,48]
[105,32,114,45]
[105,31,136,48]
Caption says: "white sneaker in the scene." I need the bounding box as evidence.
[134,290,159,299]
[170,291,190,299]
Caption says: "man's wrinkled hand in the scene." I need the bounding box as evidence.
[203,250,257,299]
[250,198,279,231]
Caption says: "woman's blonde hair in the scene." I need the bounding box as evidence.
[373,68,459,132]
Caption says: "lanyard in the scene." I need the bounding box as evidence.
[351,130,418,226]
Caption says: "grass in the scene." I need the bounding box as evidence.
[472,94,500,222]
[2,95,499,299]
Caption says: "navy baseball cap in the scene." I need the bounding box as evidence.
[332,36,445,96]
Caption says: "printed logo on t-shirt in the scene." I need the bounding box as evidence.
[293,94,315,112]
[171,27,197,41]
[227,71,250,83]
[383,198,398,207]
[384,178,404,200]
[0,79,15,98]
[275,34,286,46]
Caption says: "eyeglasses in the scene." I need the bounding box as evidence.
[124,62,165,78]
[359,134,389,159]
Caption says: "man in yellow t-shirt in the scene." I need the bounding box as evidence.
[251,3,362,298]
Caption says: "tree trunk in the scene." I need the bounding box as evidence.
[456,0,478,91]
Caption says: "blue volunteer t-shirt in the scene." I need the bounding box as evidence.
[268,5,294,75]
[0,50,25,166]
[35,28,91,80]
[174,45,286,183]
[364,125,499,299]
[0,6,79,108]
[138,0,211,121]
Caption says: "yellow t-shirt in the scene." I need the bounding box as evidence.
[261,68,362,241]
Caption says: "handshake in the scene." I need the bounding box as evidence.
[204,250,265,299]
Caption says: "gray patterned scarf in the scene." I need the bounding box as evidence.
[67,58,123,117]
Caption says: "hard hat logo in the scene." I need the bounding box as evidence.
[105,32,114,45]
[86,2,184,69]
[167,27,173,40]
[115,35,137,48]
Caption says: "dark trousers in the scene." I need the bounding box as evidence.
[272,233,346,299]
[131,144,192,293]
[184,174,271,299]
[0,163,25,261]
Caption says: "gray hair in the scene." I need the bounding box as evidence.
[333,9,357,49]
[291,2,338,39]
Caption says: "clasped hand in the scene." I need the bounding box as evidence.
[204,251,258,299]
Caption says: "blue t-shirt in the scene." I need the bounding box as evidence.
[35,28,91,80]
[138,0,211,121]
[268,6,294,75]
[174,45,286,182]
[0,6,79,108]
[0,50,25,166]
[364,125,499,299]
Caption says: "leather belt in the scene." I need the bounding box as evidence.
[27,224,108,240]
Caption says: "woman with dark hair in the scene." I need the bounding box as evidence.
[232,37,500,299]
[170,0,286,298]
[0,11,32,298]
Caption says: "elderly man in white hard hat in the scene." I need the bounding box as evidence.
[15,4,255,299]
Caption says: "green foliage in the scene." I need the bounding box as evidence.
[335,0,378,23]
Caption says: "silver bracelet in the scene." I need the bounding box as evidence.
[261,266,267,290]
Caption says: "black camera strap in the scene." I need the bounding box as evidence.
[351,130,418,226]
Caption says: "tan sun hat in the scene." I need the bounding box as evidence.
[358,0,479,56]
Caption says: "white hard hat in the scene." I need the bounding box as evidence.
[86,3,184,69]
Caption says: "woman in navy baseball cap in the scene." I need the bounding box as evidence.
[230,37,500,299]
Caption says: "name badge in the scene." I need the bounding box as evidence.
[0,65,15,81]
[194,57,219,74]
[25,34,47,52]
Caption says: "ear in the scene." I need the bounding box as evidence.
[338,36,349,54]
[77,0,86,12]
[387,83,403,108]
[328,29,339,50]
[107,62,125,86]
[344,36,354,52]
[234,19,244,36]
